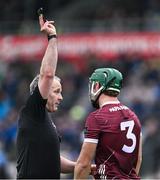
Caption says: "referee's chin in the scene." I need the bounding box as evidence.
[46,107,58,113]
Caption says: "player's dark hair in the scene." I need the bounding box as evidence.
[104,90,119,97]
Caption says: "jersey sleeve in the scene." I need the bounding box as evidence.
[84,112,100,144]
[21,85,47,122]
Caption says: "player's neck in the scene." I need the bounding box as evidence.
[99,94,119,108]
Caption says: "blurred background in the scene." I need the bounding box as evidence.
[0,0,160,179]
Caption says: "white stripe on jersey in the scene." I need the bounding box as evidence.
[84,138,98,143]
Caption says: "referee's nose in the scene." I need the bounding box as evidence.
[59,93,63,101]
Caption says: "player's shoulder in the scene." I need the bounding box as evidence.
[87,109,97,118]
[121,105,141,124]
[87,107,107,122]
[86,108,101,122]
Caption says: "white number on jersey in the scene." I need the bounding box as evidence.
[120,120,136,153]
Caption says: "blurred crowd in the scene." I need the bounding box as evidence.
[1,0,160,34]
[0,53,160,178]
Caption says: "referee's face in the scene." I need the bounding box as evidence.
[46,79,63,112]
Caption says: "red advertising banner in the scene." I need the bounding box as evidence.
[0,35,47,61]
[58,32,160,60]
[1,32,160,61]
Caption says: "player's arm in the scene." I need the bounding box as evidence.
[60,156,76,173]
[135,132,142,175]
[74,142,97,179]
[38,13,58,99]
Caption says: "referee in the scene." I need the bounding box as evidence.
[16,13,75,179]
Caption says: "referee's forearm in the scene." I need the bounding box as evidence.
[60,156,76,173]
[40,38,58,77]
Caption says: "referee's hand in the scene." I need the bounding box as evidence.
[39,15,57,36]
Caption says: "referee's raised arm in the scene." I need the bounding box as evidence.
[38,13,58,99]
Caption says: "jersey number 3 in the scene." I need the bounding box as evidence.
[120,120,136,153]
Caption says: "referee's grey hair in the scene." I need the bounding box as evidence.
[29,74,61,94]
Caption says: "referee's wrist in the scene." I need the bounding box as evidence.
[48,34,57,41]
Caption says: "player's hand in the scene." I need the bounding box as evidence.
[39,15,56,36]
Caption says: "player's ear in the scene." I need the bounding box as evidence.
[94,82,100,91]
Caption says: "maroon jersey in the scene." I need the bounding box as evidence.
[84,101,141,179]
